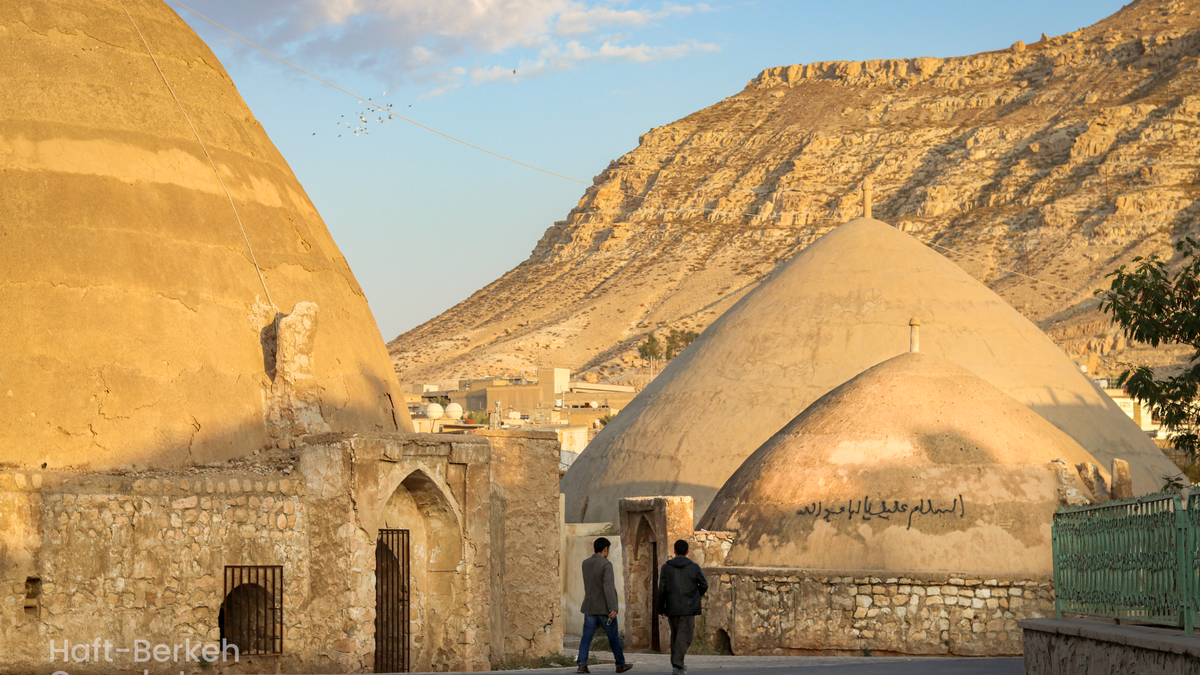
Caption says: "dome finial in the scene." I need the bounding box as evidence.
[909,316,921,353]
[862,177,873,219]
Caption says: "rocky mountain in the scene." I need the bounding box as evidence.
[390,0,1200,388]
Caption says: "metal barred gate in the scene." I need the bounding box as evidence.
[375,529,411,673]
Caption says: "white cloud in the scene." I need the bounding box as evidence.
[190,0,718,90]
[469,38,719,83]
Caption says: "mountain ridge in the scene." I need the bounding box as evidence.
[390,0,1199,386]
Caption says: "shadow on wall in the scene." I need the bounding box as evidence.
[5,370,412,474]
[1025,401,1180,494]
[566,482,720,526]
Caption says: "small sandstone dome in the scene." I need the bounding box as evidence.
[699,352,1103,574]
[444,403,464,420]
[425,404,445,420]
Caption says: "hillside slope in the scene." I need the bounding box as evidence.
[390,0,1200,386]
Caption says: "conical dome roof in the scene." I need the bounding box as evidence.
[698,352,1102,574]
[562,217,1176,524]
[0,0,412,469]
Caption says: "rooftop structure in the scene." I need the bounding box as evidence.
[563,217,1179,524]
[700,351,1103,574]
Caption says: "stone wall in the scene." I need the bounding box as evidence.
[0,464,353,675]
[0,431,562,674]
[689,531,735,569]
[469,429,563,662]
[1021,618,1200,674]
[704,568,1054,657]
[561,521,623,635]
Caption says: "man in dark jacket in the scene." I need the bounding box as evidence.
[577,537,632,673]
[657,539,708,675]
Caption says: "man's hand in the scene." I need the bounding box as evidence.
[608,611,617,619]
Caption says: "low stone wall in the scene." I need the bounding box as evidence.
[561,521,623,636]
[1021,618,1200,674]
[0,431,563,674]
[703,567,1054,656]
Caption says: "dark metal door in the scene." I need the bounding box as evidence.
[375,529,410,673]
[650,541,660,652]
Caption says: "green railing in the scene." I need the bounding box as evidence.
[1053,492,1197,633]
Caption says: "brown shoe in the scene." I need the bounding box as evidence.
[577,666,590,673]
[616,665,633,673]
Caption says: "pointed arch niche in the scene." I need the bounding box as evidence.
[376,469,465,671]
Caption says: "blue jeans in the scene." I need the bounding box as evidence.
[577,614,625,666]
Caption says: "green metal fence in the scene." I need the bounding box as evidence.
[1053,492,1197,633]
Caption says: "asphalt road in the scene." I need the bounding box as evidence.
[675,658,1024,675]
[427,655,1025,675]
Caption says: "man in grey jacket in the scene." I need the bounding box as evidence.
[657,539,708,675]
[577,537,632,673]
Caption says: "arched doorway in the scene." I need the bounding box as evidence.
[629,515,661,651]
[218,566,283,656]
[374,470,463,673]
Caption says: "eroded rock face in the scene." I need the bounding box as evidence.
[0,0,412,470]
[391,0,1200,388]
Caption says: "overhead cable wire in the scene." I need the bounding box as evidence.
[169,0,1099,302]
[118,0,275,306]
[170,0,590,187]
[924,240,1097,298]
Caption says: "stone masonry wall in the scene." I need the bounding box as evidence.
[472,429,564,663]
[0,468,326,675]
[0,432,518,675]
[689,531,734,568]
[703,567,1054,657]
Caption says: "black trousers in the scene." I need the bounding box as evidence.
[667,614,695,671]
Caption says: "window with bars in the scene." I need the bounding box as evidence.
[219,565,283,655]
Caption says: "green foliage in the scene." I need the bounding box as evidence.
[1099,236,1200,469]
[589,629,625,654]
[664,328,700,360]
[639,328,699,364]
[465,410,489,425]
[598,414,615,427]
[638,333,663,362]
[1162,473,1189,493]
[494,653,585,670]
[433,395,450,406]
[687,630,732,656]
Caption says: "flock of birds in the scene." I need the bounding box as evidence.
[314,92,411,138]
[315,72,517,138]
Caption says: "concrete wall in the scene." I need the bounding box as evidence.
[561,522,624,636]
[0,431,562,674]
[1021,618,1200,674]
[704,569,1054,657]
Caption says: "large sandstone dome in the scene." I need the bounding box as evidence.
[0,0,412,469]
[698,352,1101,574]
[562,217,1177,524]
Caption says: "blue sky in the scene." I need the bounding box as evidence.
[174,0,1129,341]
